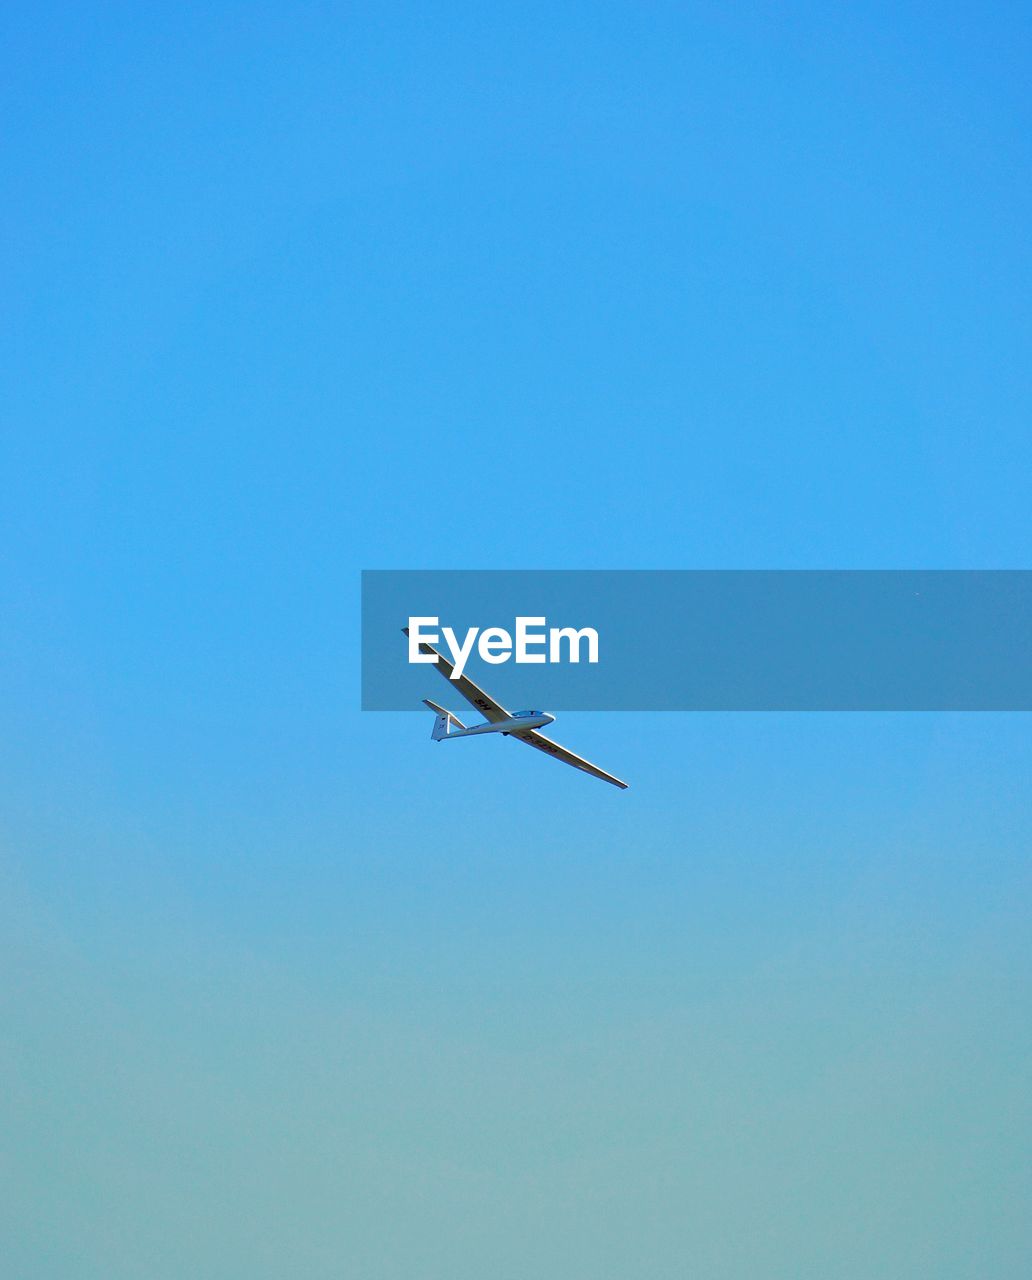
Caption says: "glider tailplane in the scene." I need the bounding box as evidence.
[423,699,464,740]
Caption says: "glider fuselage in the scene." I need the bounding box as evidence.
[446,710,554,737]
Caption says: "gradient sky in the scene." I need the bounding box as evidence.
[2,4,1030,1277]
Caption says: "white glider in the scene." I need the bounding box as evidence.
[403,627,628,789]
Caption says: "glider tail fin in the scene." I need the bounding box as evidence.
[423,699,465,740]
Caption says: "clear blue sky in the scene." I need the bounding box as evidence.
[2,5,1030,1277]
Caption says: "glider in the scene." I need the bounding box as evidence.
[403,627,628,789]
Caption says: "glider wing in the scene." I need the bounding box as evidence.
[402,627,511,723]
[510,728,629,789]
